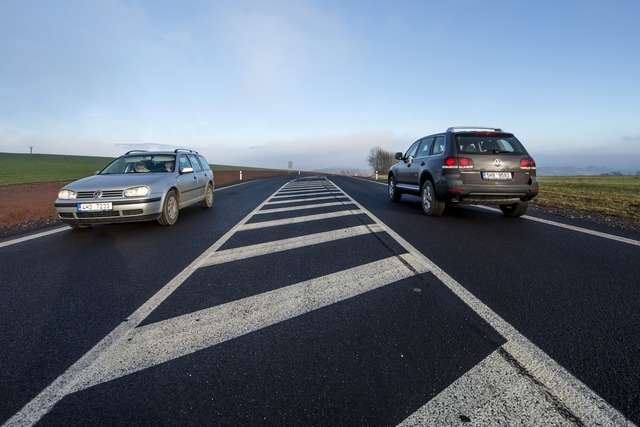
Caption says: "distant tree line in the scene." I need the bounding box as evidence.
[600,171,640,176]
[366,146,396,174]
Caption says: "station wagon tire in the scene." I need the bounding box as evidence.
[201,183,214,208]
[421,180,445,216]
[70,223,91,229]
[388,176,402,202]
[158,189,179,226]
[499,201,529,217]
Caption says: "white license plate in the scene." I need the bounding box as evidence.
[77,202,113,212]
[482,172,513,180]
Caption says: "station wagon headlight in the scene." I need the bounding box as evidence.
[123,186,150,197]
[58,189,76,199]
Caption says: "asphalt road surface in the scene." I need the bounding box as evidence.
[1,175,638,426]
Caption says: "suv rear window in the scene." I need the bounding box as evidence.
[456,133,527,154]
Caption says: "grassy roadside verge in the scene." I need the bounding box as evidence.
[533,176,640,221]
[371,173,639,222]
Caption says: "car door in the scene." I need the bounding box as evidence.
[175,153,200,207]
[187,153,208,198]
[395,139,422,188]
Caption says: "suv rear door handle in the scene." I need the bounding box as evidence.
[421,162,425,166]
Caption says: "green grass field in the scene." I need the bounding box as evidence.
[533,175,640,220]
[2,152,639,221]
[0,152,283,185]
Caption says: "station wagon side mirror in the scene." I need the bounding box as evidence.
[180,166,195,174]
[395,152,403,160]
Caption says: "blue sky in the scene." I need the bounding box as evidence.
[1,0,639,173]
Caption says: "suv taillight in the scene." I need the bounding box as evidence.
[443,157,474,169]
[520,157,536,169]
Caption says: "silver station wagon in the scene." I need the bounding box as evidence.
[55,149,214,228]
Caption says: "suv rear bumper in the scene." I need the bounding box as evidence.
[437,179,538,205]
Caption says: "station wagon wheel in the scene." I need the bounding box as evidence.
[388,176,402,202]
[158,189,179,226]
[499,201,529,217]
[421,180,445,216]
[201,182,214,208]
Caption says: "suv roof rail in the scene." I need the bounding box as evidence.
[447,126,504,133]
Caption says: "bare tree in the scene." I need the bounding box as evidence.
[367,146,395,174]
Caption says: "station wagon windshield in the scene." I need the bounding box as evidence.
[100,155,176,174]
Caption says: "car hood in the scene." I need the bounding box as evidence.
[61,173,173,192]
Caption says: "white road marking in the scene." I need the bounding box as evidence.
[4,177,636,426]
[238,210,360,230]
[71,254,423,392]
[335,183,633,426]
[202,224,380,266]
[255,200,350,214]
[0,226,66,248]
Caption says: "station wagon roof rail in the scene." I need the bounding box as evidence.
[446,126,504,133]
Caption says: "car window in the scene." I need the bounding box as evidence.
[178,154,193,172]
[431,136,445,155]
[456,135,526,154]
[187,154,204,172]
[197,155,211,171]
[404,140,421,159]
[417,137,434,157]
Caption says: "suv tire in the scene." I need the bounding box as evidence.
[421,180,445,216]
[388,176,402,202]
[499,201,529,217]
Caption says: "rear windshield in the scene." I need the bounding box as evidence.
[456,134,527,154]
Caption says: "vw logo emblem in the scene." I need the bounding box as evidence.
[93,190,103,198]
[493,158,503,167]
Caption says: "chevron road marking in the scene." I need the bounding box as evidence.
[4,177,634,427]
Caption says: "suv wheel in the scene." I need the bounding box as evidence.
[388,176,402,202]
[499,201,529,217]
[421,181,445,216]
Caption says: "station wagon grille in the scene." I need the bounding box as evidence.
[76,190,124,199]
[76,211,122,218]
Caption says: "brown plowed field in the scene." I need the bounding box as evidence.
[0,170,293,228]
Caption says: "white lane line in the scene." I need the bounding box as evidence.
[0,226,67,248]
[476,206,640,247]
[265,195,349,205]
[399,348,580,427]
[271,190,342,199]
[203,224,381,266]
[365,178,640,247]
[326,179,632,426]
[3,179,294,427]
[70,254,423,391]
[254,201,350,214]
[238,210,360,231]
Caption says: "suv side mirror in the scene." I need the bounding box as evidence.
[395,152,403,160]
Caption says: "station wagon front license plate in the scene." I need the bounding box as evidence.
[482,172,513,180]
[77,202,113,212]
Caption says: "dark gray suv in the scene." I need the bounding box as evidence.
[388,127,538,217]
